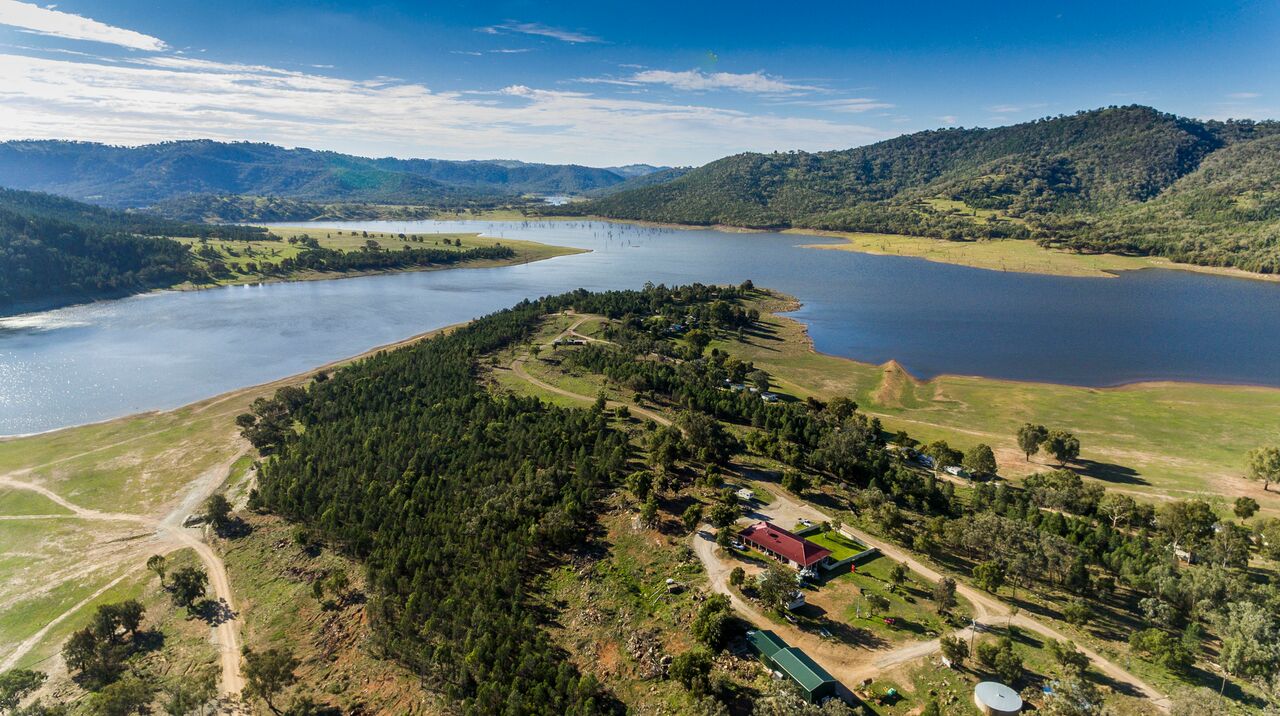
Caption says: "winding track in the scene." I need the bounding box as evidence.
[506,326,1172,711]
[0,453,247,696]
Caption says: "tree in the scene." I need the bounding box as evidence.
[640,496,659,528]
[0,669,46,712]
[86,675,153,716]
[1233,496,1260,521]
[865,593,890,616]
[1157,500,1218,556]
[932,577,957,614]
[939,636,968,667]
[162,671,216,716]
[1246,446,1280,492]
[203,493,232,528]
[962,444,997,477]
[707,502,738,529]
[1048,640,1089,675]
[747,369,771,393]
[1040,672,1102,716]
[681,504,703,533]
[729,567,745,587]
[757,564,795,611]
[668,648,713,691]
[923,440,961,472]
[1042,430,1080,466]
[977,637,1023,685]
[1130,628,1193,673]
[1097,492,1137,529]
[1215,601,1280,680]
[888,562,908,592]
[1016,423,1048,461]
[781,471,810,495]
[691,595,734,649]
[243,647,299,714]
[972,560,1006,593]
[146,554,167,585]
[1061,600,1091,627]
[169,566,208,609]
[1204,521,1252,569]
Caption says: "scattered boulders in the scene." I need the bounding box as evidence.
[626,629,667,680]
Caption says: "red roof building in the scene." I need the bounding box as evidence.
[739,522,833,569]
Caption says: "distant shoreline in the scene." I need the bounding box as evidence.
[0,231,584,321]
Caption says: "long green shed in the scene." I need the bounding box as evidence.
[745,630,838,704]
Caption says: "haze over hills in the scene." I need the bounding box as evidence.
[577,106,1280,273]
[0,140,669,210]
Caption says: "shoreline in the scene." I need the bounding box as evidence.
[545,214,1280,284]
[0,236,586,322]
[9,286,1280,441]
[765,292,1280,395]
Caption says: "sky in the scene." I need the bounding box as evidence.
[0,0,1276,166]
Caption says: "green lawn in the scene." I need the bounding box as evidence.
[806,528,866,562]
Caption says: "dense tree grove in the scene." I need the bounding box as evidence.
[571,106,1280,272]
[0,187,265,310]
[246,284,766,714]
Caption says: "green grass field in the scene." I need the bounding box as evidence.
[717,293,1280,512]
[176,226,584,288]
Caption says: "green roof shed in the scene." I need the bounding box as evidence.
[771,647,838,703]
[746,629,787,662]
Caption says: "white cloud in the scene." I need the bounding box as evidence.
[938,115,958,125]
[619,69,819,94]
[0,0,166,50]
[0,52,892,165]
[987,102,1047,114]
[1227,92,1260,99]
[478,21,602,44]
[792,97,894,113]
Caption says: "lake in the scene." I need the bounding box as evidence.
[3,219,1280,435]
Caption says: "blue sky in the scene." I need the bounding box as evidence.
[0,0,1276,165]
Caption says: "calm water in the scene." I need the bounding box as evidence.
[3,219,1280,435]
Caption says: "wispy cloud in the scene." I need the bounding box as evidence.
[1226,92,1260,99]
[0,0,166,51]
[583,68,819,94]
[789,97,894,113]
[478,21,602,44]
[987,102,1048,114]
[938,115,958,125]
[0,52,891,165]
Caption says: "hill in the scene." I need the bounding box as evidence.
[578,106,1280,273]
[0,188,265,312]
[0,140,667,209]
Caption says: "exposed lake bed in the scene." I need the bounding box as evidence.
[3,219,1280,435]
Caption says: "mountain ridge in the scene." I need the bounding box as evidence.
[573,106,1280,272]
[0,139,670,209]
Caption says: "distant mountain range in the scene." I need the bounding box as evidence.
[575,106,1280,273]
[0,140,671,211]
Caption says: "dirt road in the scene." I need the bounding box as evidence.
[0,453,248,697]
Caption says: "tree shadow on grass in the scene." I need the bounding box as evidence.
[192,597,236,627]
[1073,459,1148,486]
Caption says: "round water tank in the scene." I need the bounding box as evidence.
[973,681,1022,716]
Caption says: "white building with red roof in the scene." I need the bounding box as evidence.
[738,521,833,570]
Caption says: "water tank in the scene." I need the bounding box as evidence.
[974,681,1022,716]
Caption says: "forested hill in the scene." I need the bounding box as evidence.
[0,140,667,209]
[0,188,264,312]
[577,106,1280,273]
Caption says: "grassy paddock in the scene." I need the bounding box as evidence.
[719,293,1280,511]
[175,226,584,288]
